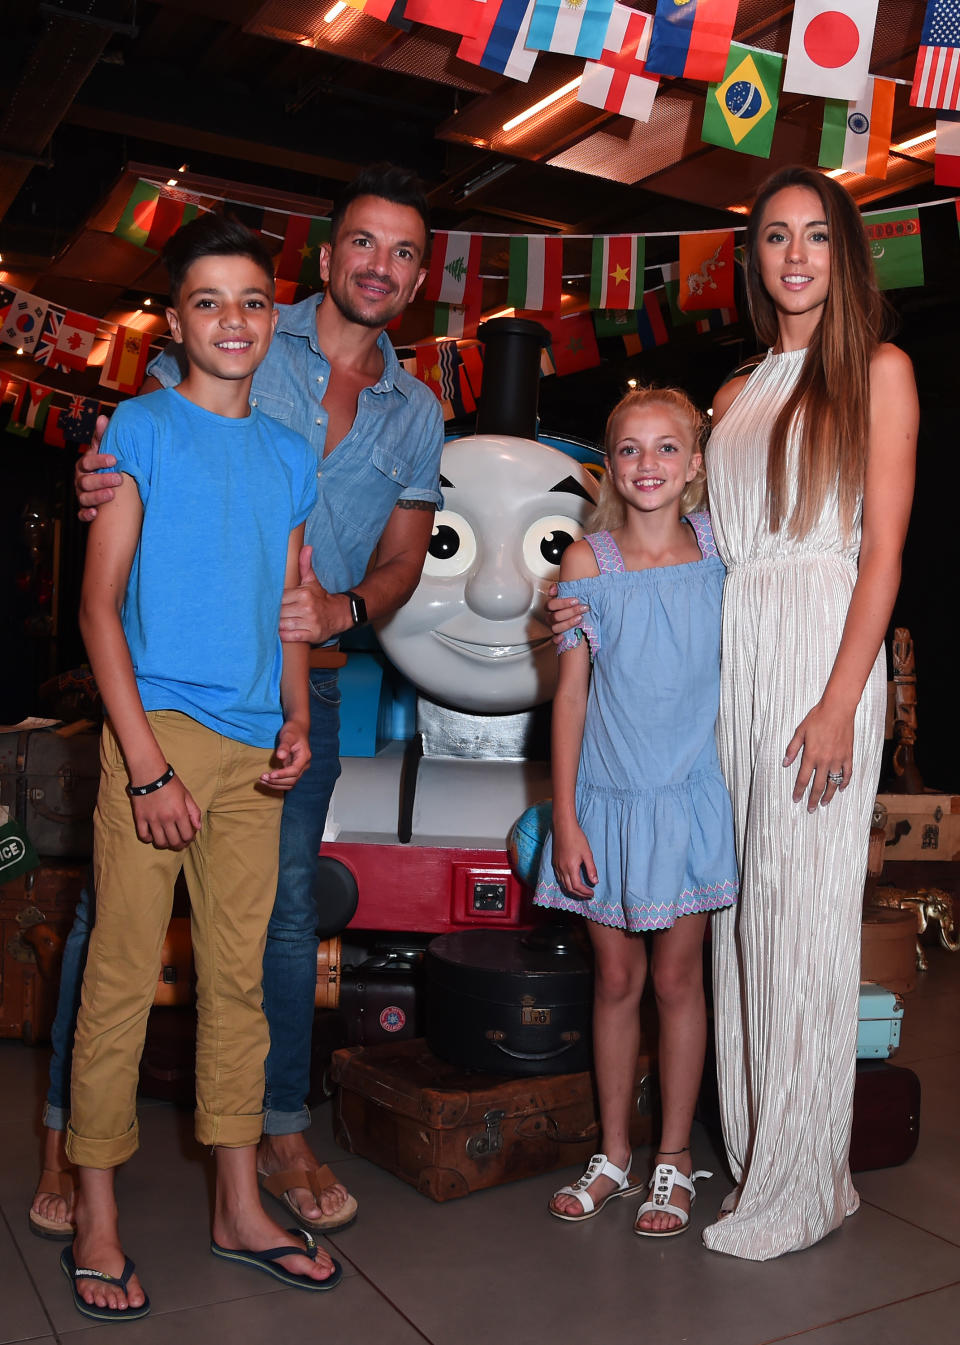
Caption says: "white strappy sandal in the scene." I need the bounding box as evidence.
[549,1152,638,1222]
[634,1162,712,1237]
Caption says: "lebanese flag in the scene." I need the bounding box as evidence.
[935,111,960,186]
[425,232,483,307]
[644,0,739,83]
[678,231,735,311]
[590,235,646,310]
[53,310,100,372]
[577,5,659,123]
[507,236,563,311]
[911,1,960,111]
[526,0,617,61]
[819,76,896,178]
[457,0,539,82]
[783,1,878,101]
[99,326,152,395]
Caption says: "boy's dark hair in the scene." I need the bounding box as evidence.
[163,213,275,303]
[329,163,431,249]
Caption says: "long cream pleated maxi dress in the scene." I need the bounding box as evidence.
[702,347,885,1260]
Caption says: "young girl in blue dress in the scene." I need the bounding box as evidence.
[535,385,738,1237]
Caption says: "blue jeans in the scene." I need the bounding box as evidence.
[46,670,342,1137]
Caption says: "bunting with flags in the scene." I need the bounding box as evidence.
[678,231,735,310]
[276,215,331,287]
[526,0,617,60]
[540,310,602,375]
[660,262,699,326]
[577,4,659,123]
[343,0,410,23]
[100,327,152,396]
[819,75,896,178]
[114,181,161,248]
[402,0,488,37]
[1,291,50,353]
[459,343,484,400]
[701,44,784,157]
[864,209,924,289]
[508,235,564,311]
[425,232,483,307]
[144,196,201,252]
[457,0,539,81]
[43,408,68,449]
[61,395,102,445]
[52,310,100,372]
[22,383,54,432]
[783,1,879,100]
[935,111,960,185]
[911,0,960,110]
[590,235,646,310]
[645,0,739,83]
[696,305,738,333]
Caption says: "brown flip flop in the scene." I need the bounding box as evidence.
[257,1164,358,1232]
[29,1168,77,1240]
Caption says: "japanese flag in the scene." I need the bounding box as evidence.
[783,0,879,101]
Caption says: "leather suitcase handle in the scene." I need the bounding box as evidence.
[516,1114,600,1144]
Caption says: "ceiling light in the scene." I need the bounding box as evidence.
[486,307,515,320]
[178,163,188,174]
[143,297,152,306]
[16,347,24,355]
[824,167,853,179]
[627,378,637,388]
[166,177,178,187]
[892,131,936,152]
[502,78,582,132]
[726,204,749,215]
[324,2,347,19]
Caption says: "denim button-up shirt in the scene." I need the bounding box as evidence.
[147,294,444,595]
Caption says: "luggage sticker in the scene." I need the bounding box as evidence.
[379,1005,407,1033]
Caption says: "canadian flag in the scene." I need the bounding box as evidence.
[783,0,879,101]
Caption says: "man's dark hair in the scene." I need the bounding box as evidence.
[329,163,431,249]
[163,213,275,303]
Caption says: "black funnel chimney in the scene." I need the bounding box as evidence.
[475,317,549,441]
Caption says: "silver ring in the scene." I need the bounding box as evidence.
[827,771,844,783]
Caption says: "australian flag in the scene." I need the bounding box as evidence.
[61,394,101,445]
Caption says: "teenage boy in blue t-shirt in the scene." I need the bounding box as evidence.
[62,216,341,1321]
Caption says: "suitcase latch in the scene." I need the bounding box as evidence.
[466,1109,504,1159]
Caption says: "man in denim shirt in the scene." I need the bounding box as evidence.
[35,166,442,1241]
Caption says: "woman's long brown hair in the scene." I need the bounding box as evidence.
[744,166,892,539]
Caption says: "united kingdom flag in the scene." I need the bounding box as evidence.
[35,311,67,370]
[61,394,101,445]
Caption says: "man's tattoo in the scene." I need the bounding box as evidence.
[395,499,435,511]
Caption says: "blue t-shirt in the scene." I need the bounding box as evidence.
[103,388,317,749]
[146,294,444,595]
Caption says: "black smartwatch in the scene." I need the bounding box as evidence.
[345,590,368,627]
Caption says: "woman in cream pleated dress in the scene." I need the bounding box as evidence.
[701,166,919,1260]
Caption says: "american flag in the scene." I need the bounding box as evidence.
[911,0,960,110]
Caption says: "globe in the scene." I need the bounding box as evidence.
[507,800,553,889]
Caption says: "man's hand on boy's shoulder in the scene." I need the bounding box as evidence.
[75,414,118,521]
[131,775,202,850]
[260,719,311,791]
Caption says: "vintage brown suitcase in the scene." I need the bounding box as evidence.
[0,725,100,858]
[849,1060,921,1172]
[861,906,918,994]
[330,1036,656,1201]
[0,863,87,1043]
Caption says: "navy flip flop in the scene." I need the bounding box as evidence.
[60,1246,151,1322]
[210,1227,343,1292]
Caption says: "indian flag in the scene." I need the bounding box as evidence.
[819,76,896,179]
[507,236,563,311]
[590,235,645,310]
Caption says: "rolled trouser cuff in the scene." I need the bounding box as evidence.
[65,1120,139,1169]
[195,1109,264,1150]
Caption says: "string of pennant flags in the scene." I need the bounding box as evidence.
[3,191,960,434]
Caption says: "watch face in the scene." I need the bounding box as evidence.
[350,592,367,625]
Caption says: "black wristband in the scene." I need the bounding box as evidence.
[345,590,368,627]
[126,764,175,797]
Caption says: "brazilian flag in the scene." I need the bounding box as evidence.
[701,44,783,159]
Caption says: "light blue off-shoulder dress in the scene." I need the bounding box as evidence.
[534,512,738,931]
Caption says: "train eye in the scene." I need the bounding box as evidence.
[422,511,477,577]
[522,516,583,578]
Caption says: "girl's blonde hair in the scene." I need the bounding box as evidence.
[588,385,709,534]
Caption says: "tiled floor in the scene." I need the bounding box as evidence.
[2,948,958,1345]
